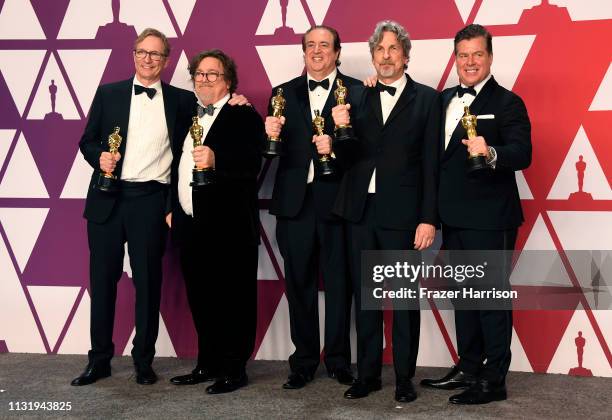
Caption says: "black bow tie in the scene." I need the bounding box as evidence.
[309,78,330,91]
[134,84,156,99]
[457,85,476,98]
[376,81,396,96]
[197,104,215,117]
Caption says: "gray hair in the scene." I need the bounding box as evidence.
[368,20,411,69]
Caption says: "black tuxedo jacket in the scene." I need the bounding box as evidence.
[438,76,532,230]
[171,102,264,247]
[79,78,196,223]
[333,74,440,230]
[268,71,362,220]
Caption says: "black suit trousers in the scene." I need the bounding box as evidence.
[347,195,420,382]
[276,186,352,375]
[87,182,168,369]
[179,202,258,378]
[442,225,517,383]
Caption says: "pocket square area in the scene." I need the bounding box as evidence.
[477,114,495,119]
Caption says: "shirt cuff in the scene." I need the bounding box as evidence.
[486,146,497,169]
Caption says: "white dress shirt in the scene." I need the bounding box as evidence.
[178,93,230,216]
[121,77,171,183]
[444,74,491,149]
[306,68,336,183]
[368,74,408,193]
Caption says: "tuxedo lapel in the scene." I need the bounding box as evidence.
[384,74,416,128]
[203,102,229,149]
[440,86,458,160]
[322,72,345,120]
[295,76,313,131]
[161,82,177,145]
[367,87,383,128]
[465,76,496,117]
[113,79,133,178]
[441,87,457,117]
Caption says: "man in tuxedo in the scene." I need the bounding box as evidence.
[330,20,439,402]
[264,25,360,389]
[71,28,196,386]
[168,50,262,394]
[420,24,531,404]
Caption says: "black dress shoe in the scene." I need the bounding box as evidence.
[327,367,355,385]
[170,368,215,385]
[395,379,417,403]
[206,374,248,394]
[282,372,313,389]
[70,364,111,386]
[420,366,477,390]
[343,379,382,399]
[449,379,507,405]
[136,366,157,385]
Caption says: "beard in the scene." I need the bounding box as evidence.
[377,65,396,79]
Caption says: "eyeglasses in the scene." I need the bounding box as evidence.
[193,71,224,83]
[134,49,167,61]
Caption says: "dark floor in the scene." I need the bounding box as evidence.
[0,354,610,419]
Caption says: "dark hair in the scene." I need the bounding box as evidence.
[301,25,342,66]
[454,24,493,55]
[134,28,171,56]
[188,49,238,93]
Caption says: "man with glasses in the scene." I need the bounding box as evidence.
[169,49,263,394]
[71,28,197,386]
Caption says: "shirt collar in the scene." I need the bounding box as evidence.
[378,73,407,94]
[307,68,337,89]
[460,73,491,95]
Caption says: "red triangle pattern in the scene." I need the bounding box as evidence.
[0,0,610,375]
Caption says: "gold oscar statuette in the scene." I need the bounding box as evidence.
[313,109,335,177]
[333,79,355,142]
[95,126,122,193]
[189,116,214,188]
[263,87,286,158]
[461,106,488,173]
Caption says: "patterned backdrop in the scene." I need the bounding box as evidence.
[0,0,610,377]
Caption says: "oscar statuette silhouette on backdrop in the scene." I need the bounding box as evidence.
[44,80,63,121]
[95,0,137,40]
[569,155,593,201]
[568,331,593,376]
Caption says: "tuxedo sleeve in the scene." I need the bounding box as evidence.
[493,93,532,171]
[166,91,197,215]
[262,88,275,152]
[420,91,441,226]
[79,86,105,170]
